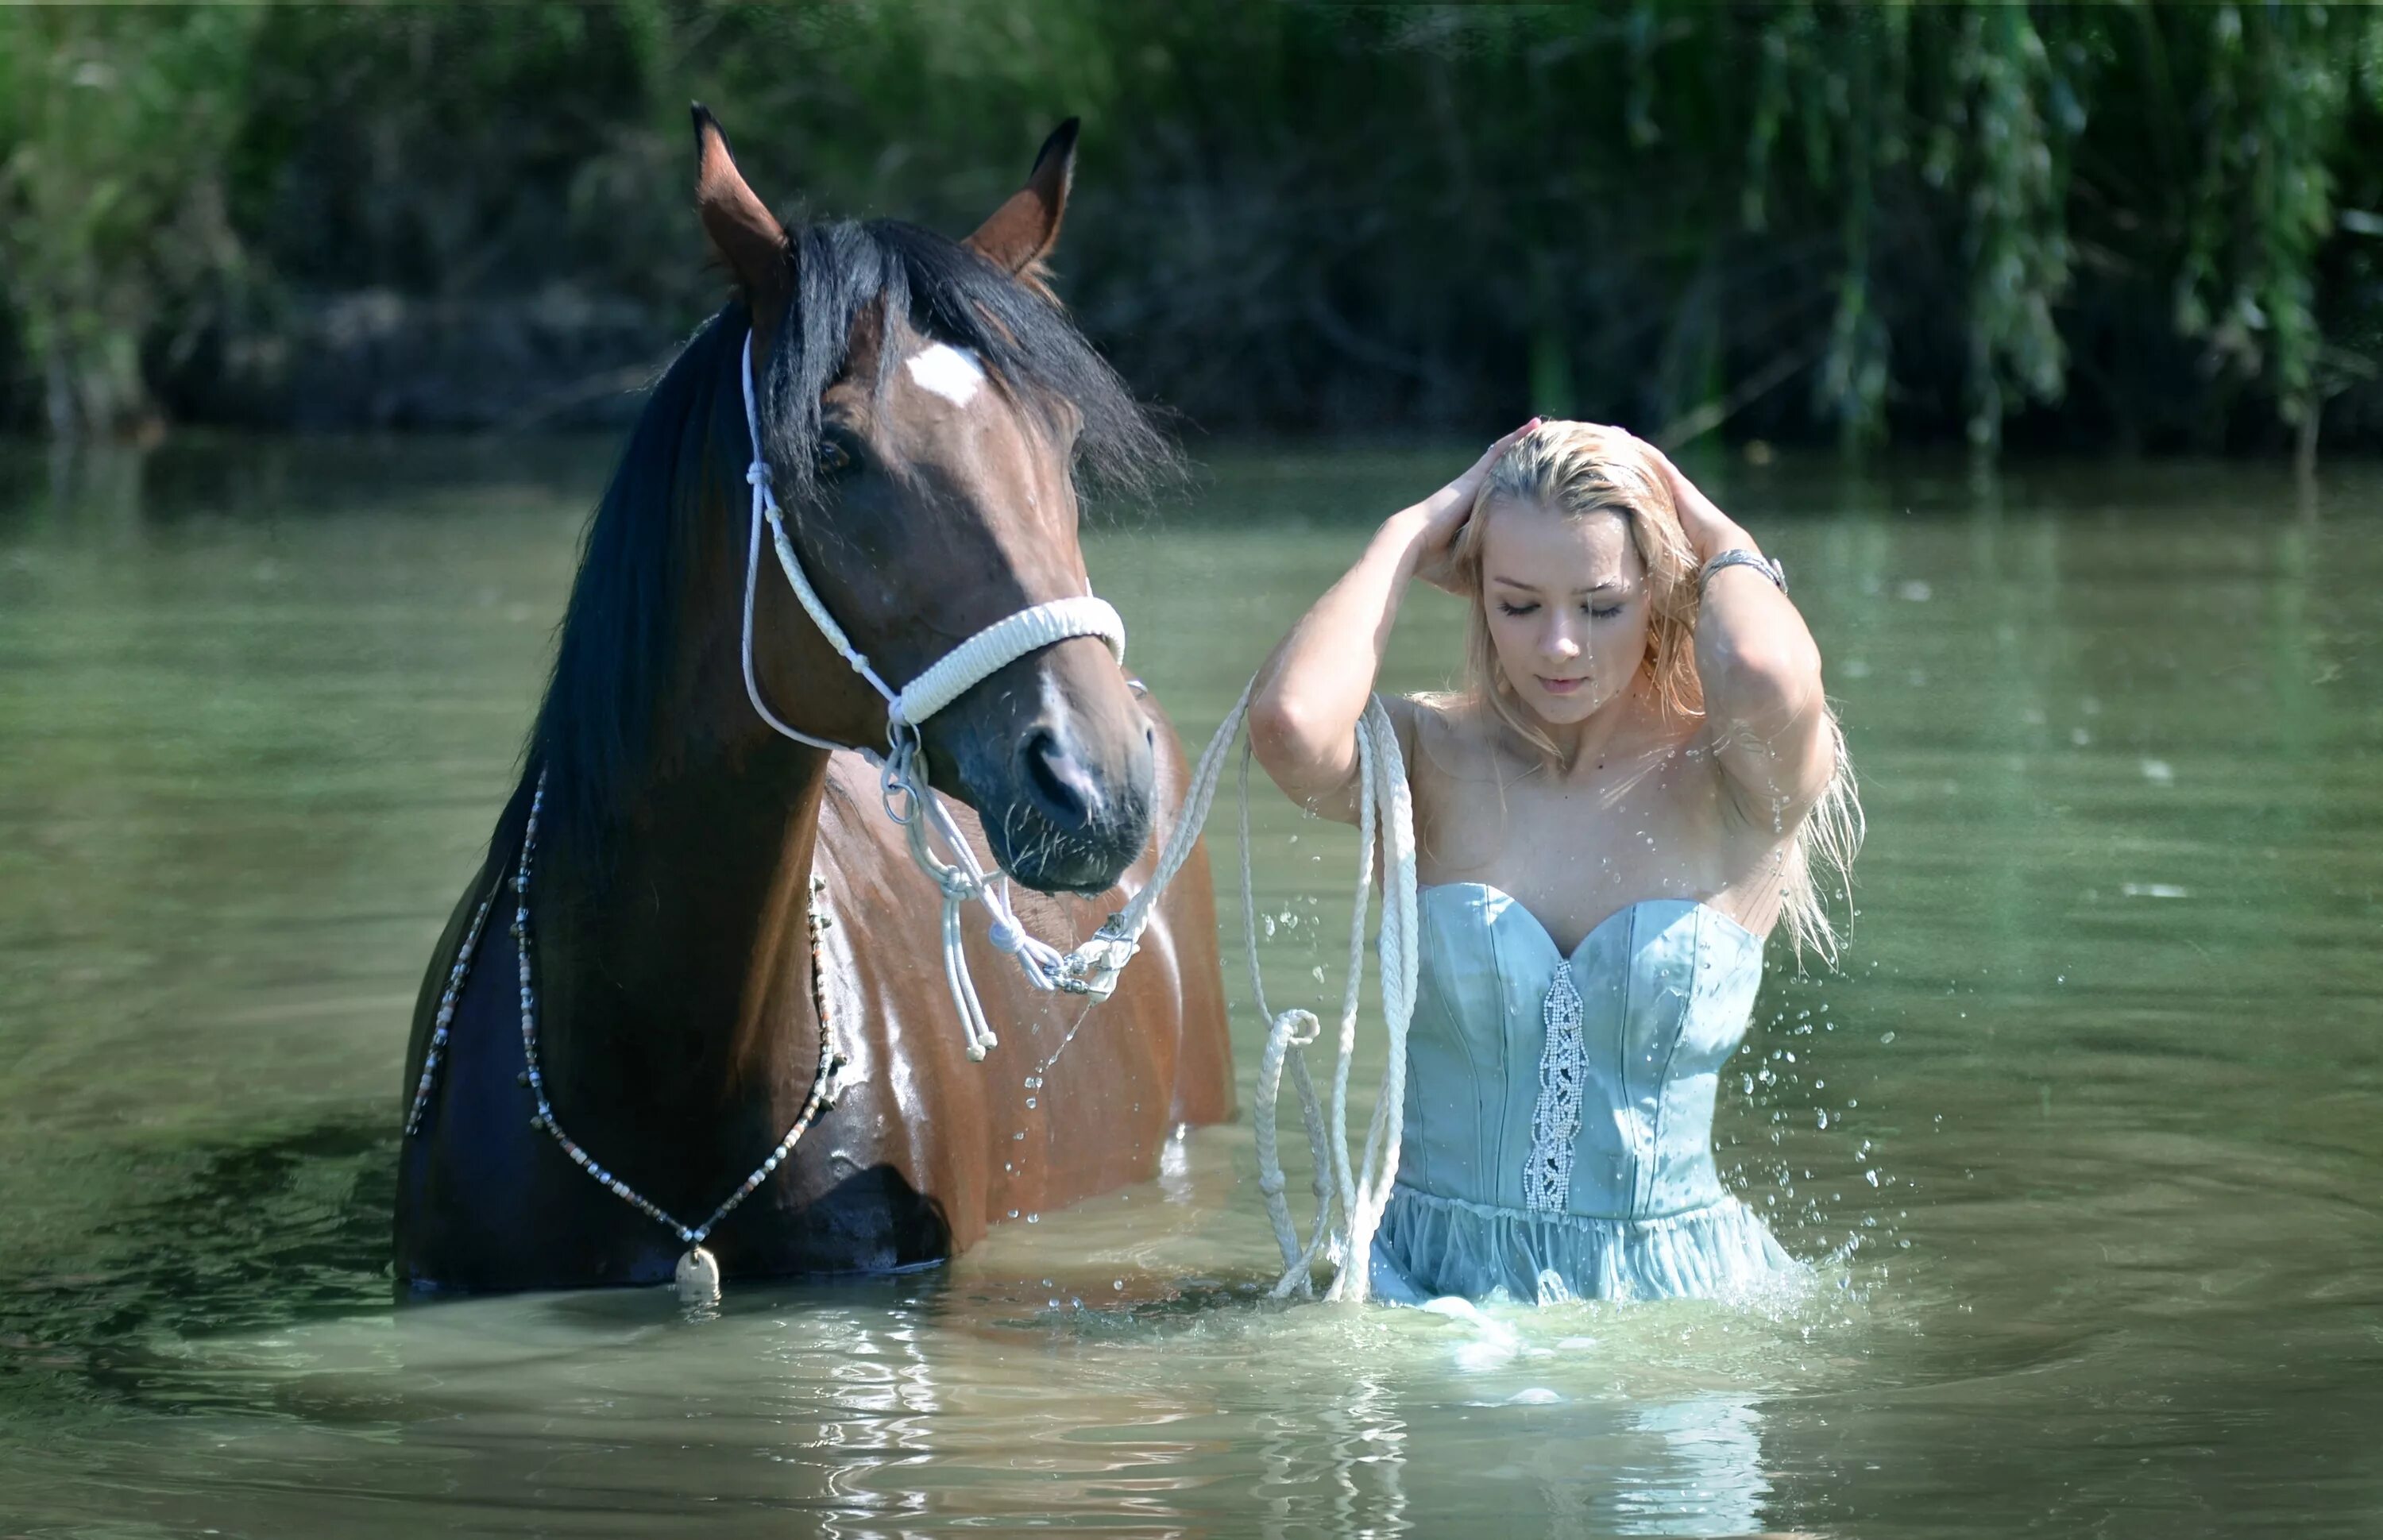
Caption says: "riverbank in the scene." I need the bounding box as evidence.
[7,5,2383,458]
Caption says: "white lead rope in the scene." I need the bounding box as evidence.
[1238,697,1417,1303]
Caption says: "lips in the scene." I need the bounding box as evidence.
[1537,675,1586,696]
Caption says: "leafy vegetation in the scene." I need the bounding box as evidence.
[4,2,2381,456]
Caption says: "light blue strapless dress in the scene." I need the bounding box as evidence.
[1370,886,1800,1304]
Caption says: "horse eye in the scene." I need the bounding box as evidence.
[815,439,854,476]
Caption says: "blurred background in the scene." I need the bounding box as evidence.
[6,1,2383,459]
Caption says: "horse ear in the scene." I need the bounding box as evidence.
[692,103,790,325]
[964,118,1079,281]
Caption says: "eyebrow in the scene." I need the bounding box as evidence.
[1490,574,1621,596]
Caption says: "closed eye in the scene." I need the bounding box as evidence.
[1497,600,1624,619]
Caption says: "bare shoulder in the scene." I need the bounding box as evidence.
[1388,692,1509,802]
[1385,691,1462,766]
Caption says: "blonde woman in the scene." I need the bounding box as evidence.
[1249,420,1860,1304]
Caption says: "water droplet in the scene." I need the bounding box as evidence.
[1112,1279,1125,1291]
[1025,1213,1039,1223]
[1025,1097,1037,1110]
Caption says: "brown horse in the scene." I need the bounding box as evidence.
[393,110,1233,1293]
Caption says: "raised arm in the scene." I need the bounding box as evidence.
[1248,421,1538,824]
[1649,446,1836,826]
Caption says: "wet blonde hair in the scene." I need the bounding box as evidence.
[1441,421,1864,963]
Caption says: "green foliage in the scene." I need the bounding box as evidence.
[1,2,2377,454]
[0,6,261,434]
[2170,3,2350,427]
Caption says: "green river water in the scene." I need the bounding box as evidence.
[1,439,2378,1538]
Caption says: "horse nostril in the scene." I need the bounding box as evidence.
[1020,727,1100,832]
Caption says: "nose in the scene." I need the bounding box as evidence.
[1543,619,1582,663]
[1016,723,1104,834]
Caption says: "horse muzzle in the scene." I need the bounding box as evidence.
[966,708,1156,894]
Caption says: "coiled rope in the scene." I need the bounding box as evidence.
[1234,696,1418,1303]
[1133,682,1421,1303]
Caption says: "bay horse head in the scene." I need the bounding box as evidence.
[689,106,1169,894]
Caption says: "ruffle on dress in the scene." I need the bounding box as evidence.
[1369,1183,1801,1306]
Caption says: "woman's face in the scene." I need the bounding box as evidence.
[1476,498,1651,727]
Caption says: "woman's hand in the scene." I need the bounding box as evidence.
[1404,418,1540,595]
[1637,438,1751,565]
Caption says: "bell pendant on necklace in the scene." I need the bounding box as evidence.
[674,1244,721,1306]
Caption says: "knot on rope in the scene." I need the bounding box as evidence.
[987,915,1025,954]
[1053,917,1141,999]
[1276,1007,1322,1048]
[746,458,772,488]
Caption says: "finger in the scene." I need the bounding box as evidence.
[1465,419,1539,475]
[1642,439,1696,494]
[1650,447,1725,521]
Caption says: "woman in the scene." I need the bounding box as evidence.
[1248,420,1860,1304]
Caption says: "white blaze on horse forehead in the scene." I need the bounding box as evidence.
[904,342,987,407]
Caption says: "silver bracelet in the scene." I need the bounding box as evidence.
[1698,548,1786,596]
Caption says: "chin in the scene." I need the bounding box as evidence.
[1528,695,1603,724]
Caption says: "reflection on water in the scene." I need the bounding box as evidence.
[1617,1393,1767,1535]
[3,438,2381,1535]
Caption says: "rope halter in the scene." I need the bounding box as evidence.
[736,330,1150,1058]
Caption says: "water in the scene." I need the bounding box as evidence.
[3,439,2380,1536]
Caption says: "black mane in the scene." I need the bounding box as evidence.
[499,218,1172,867]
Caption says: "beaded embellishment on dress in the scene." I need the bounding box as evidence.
[1522,963,1586,1212]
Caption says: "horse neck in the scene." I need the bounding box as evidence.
[536,733,832,1114]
